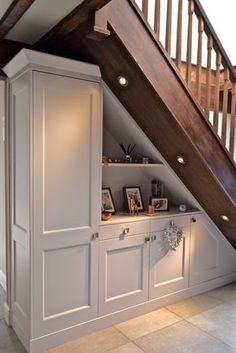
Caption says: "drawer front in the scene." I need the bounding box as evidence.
[150,215,190,232]
[100,220,149,240]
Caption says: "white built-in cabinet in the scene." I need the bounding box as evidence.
[98,214,191,315]
[4,49,102,350]
[4,50,236,353]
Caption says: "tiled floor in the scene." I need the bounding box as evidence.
[0,282,236,353]
[0,285,27,353]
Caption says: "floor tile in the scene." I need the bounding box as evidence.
[188,303,236,349]
[48,327,129,353]
[135,320,236,353]
[166,293,222,319]
[115,308,181,340]
[0,319,27,352]
[106,342,144,353]
[207,282,236,302]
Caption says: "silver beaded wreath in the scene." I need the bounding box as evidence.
[163,220,183,251]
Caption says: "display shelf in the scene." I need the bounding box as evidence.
[102,163,164,167]
[100,208,201,225]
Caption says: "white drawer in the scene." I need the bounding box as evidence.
[100,220,149,240]
[150,215,190,232]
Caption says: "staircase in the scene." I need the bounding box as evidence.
[136,0,236,162]
[38,0,236,246]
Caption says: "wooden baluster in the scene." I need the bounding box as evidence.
[213,51,222,133]
[229,83,236,157]
[205,36,213,117]
[142,0,148,20]
[186,0,194,85]
[196,17,204,100]
[176,0,183,69]
[165,0,172,55]
[154,0,161,40]
[221,68,229,146]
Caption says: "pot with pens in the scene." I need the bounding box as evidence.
[119,143,136,163]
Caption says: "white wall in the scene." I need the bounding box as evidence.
[0,80,6,290]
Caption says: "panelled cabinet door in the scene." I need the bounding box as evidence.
[32,72,101,337]
[99,234,149,316]
[190,214,236,286]
[149,226,190,300]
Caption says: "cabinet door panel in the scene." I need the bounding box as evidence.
[32,72,101,337]
[190,215,236,286]
[149,227,189,299]
[99,235,149,315]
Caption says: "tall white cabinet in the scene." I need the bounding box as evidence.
[4,50,102,351]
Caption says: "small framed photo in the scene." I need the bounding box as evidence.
[102,187,115,214]
[151,198,168,211]
[123,186,144,212]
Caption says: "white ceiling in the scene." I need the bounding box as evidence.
[5,0,84,45]
[200,0,236,65]
[0,0,14,18]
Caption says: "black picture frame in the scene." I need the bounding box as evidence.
[102,187,116,214]
[123,186,144,212]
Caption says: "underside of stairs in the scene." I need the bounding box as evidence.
[35,0,236,247]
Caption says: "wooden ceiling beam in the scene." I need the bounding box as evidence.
[0,39,30,74]
[37,0,111,49]
[0,0,35,40]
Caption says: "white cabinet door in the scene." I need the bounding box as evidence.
[32,72,101,337]
[190,214,236,286]
[99,234,149,315]
[149,226,190,299]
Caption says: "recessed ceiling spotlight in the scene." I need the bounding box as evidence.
[117,76,128,87]
[220,215,230,222]
[177,155,186,165]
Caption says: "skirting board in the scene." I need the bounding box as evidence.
[4,302,11,326]
[29,272,236,353]
[0,269,6,291]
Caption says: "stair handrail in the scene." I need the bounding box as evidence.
[137,0,236,162]
[193,0,236,82]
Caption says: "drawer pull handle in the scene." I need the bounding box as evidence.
[191,217,196,223]
[145,236,150,242]
[151,235,157,241]
[122,227,130,235]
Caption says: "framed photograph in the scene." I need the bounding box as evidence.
[123,186,144,212]
[102,187,115,214]
[151,198,168,211]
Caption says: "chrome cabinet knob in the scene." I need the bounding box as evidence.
[91,232,99,240]
[122,227,130,235]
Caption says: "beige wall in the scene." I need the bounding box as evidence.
[0,80,6,289]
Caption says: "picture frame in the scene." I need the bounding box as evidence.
[151,198,168,211]
[123,186,144,212]
[102,187,116,214]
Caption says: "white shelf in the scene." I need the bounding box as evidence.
[102,163,163,167]
[100,208,201,225]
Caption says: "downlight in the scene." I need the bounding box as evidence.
[220,215,230,222]
[117,76,128,87]
[176,155,186,165]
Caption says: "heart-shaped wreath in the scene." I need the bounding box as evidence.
[163,220,183,251]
